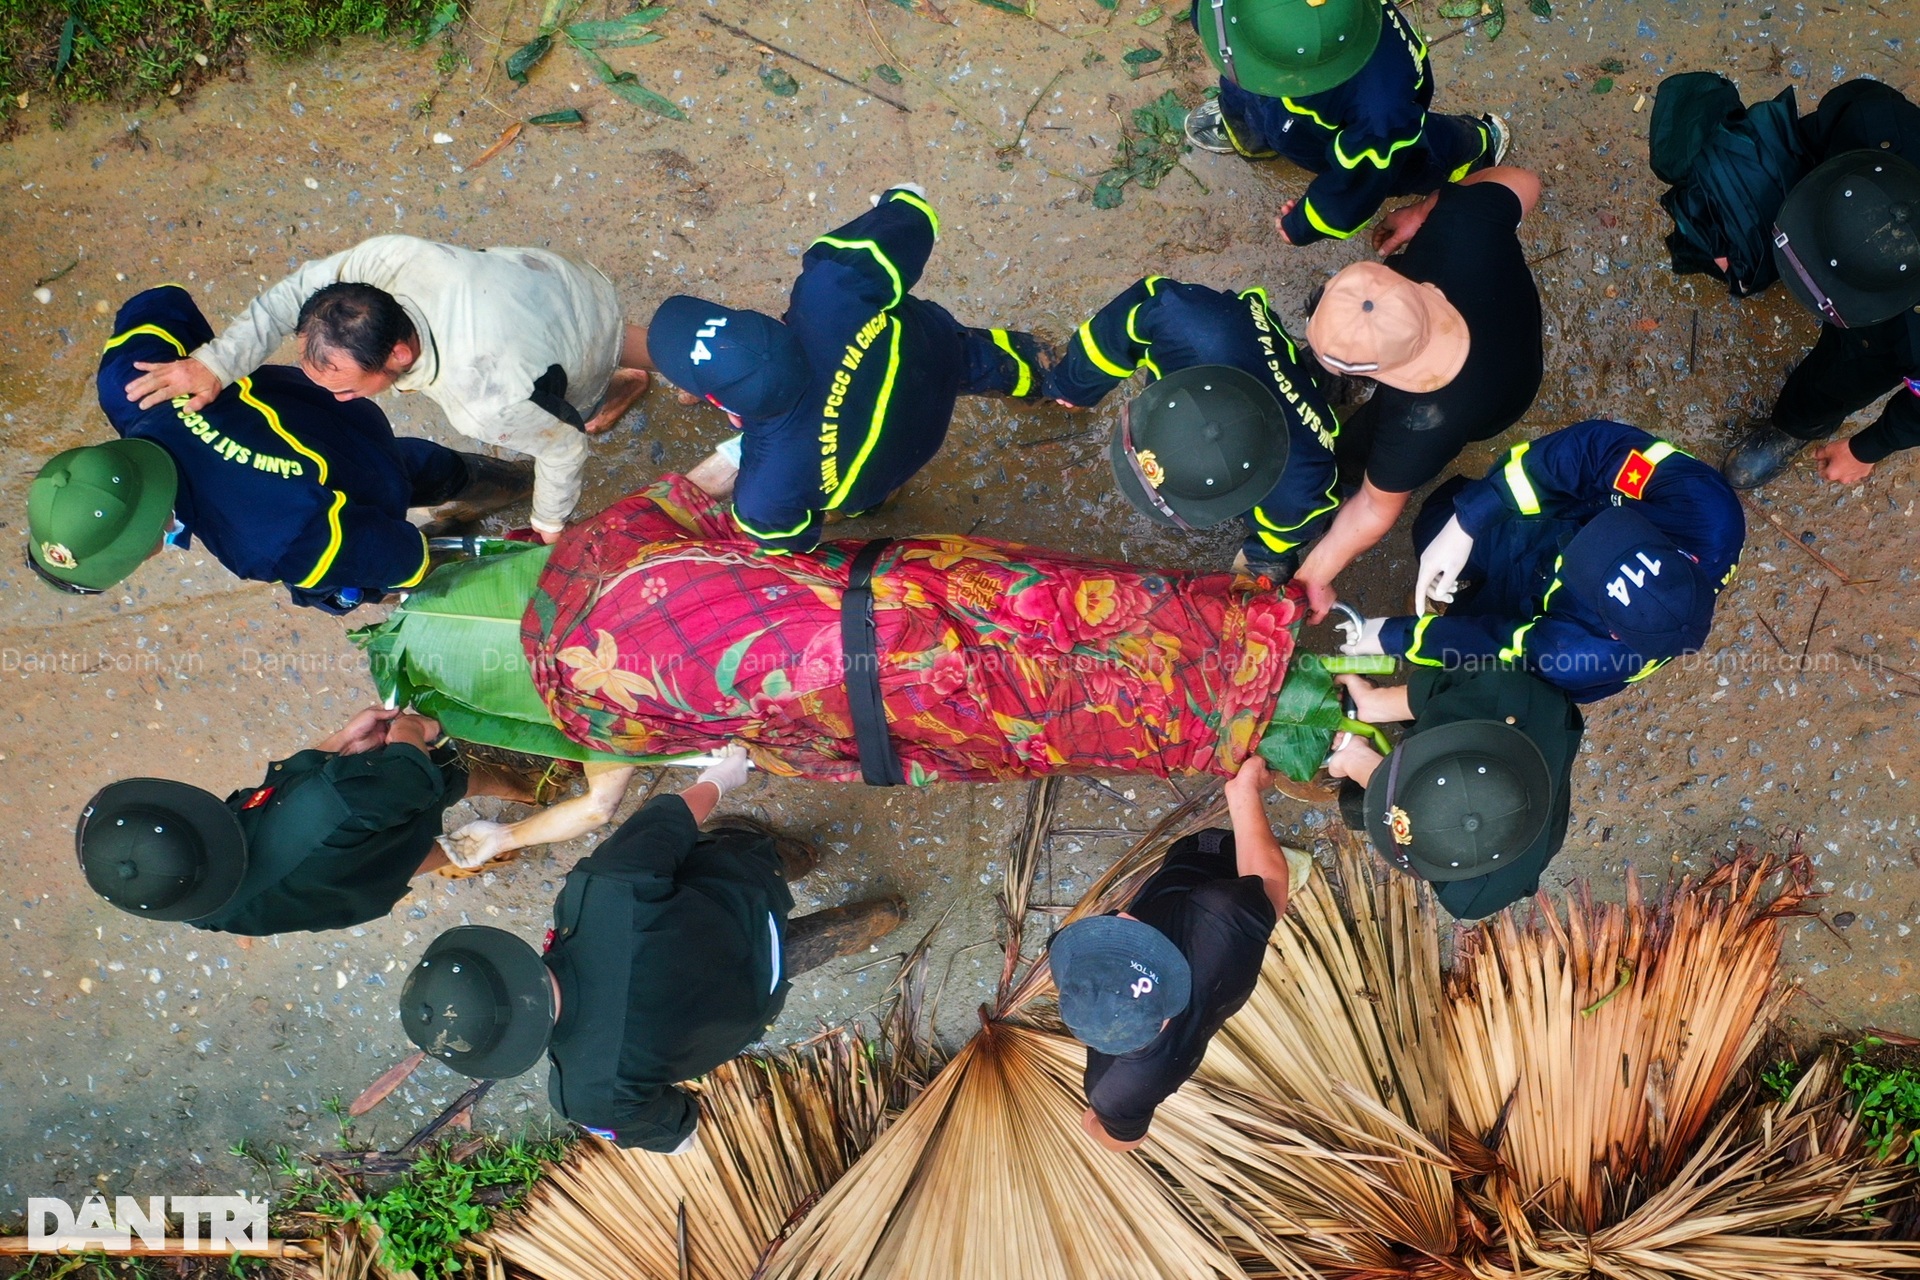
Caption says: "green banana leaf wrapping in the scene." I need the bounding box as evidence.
[348,544,633,764]
[1256,652,1395,782]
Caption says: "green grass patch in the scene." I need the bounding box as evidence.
[0,0,446,119]
[1762,1038,1920,1165]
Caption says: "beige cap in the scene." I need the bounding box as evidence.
[1305,261,1470,393]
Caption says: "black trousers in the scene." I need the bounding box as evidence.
[1772,318,1920,455]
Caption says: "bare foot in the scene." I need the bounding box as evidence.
[584,368,651,435]
[676,389,701,406]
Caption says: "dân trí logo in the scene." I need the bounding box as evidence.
[26,1194,269,1254]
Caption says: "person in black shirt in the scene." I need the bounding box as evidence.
[398,747,906,1153]
[76,706,534,936]
[1293,167,1544,622]
[1053,757,1303,1151]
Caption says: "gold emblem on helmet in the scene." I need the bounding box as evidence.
[1387,805,1414,846]
[1136,449,1167,489]
[41,542,77,570]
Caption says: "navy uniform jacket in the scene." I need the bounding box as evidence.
[733,189,969,552]
[96,287,431,607]
[1380,420,1745,701]
[1049,278,1341,555]
[1210,0,1448,244]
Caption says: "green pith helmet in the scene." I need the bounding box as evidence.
[1363,719,1551,882]
[76,779,248,922]
[1111,365,1291,529]
[27,439,177,592]
[1196,0,1383,99]
[1773,150,1920,328]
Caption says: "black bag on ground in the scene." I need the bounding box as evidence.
[1650,71,1809,298]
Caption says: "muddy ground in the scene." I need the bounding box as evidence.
[1,0,1916,1207]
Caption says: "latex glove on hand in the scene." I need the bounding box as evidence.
[439,820,514,871]
[1338,616,1386,656]
[696,743,753,800]
[1414,515,1474,614]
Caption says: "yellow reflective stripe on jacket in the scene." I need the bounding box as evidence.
[1076,319,1135,379]
[1280,98,1338,131]
[1142,276,1165,295]
[1140,354,1163,380]
[1405,614,1444,666]
[102,324,188,357]
[825,317,903,510]
[1333,118,1426,171]
[296,490,348,589]
[1252,491,1341,553]
[235,376,330,484]
[733,506,816,542]
[811,235,905,309]
[1502,441,1540,514]
[989,329,1032,398]
[1539,558,1564,611]
[1642,440,1680,464]
[396,534,432,589]
[1125,303,1148,346]
[1497,620,1535,663]
[886,189,940,237]
[1301,197,1360,240]
[1625,657,1668,684]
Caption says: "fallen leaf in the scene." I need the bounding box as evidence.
[760,64,800,97]
[470,121,524,169]
[1632,317,1659,332]
[348,1051,428,1116]
[506,33,554,85]
[528,108,586,126]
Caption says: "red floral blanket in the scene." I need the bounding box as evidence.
[522,476,1299,783]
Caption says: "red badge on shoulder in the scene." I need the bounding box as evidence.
[241,787,275,810]
[1613,449,1656,500]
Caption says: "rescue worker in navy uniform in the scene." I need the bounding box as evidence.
[1339,420,1746,703]
[75,707,535,937]
[1325,666,1581,920]
[646,184,1045,553]
[25,287,527,613]
[1183,0,1507,246]
[1719,112,1920,487]
[1047,278,1340,581]
[396,751,905,1153]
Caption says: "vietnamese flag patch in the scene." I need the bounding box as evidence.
[241,786,275,810]
[1614,449,1656,499]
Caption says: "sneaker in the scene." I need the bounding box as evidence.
[707,815,821,881]
[1184,99,1238,154]
[1480,113,1511,165]
[1721,419,1811,489]
[783,897,907,976]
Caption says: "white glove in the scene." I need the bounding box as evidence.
[667,1120,700,1155]
[715,433,743,467]
[438,821,514,871]
[1338,617,1385,656]
[695,743,752,800]
[1414,515,1474,615]
[873,181,928,205]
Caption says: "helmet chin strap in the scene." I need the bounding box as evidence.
[1772,225,1849,328]
[1208,0,1238,83]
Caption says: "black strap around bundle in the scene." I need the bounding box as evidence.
[842,538,904,787]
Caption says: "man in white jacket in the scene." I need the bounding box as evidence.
[122,235,652,542]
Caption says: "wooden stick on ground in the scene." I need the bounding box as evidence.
[702,14,912,112]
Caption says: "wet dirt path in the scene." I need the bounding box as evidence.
[0,0,1915,1201]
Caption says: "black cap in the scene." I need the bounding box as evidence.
[400,926,556,1081]
[1110,365,1290,529]
[1773,150,1920,328]
[1560,506,1711,655]
[1048,914,1192,1055]
[647,295,810,420]
[1363,720,1551,882]
[76,779,247,921]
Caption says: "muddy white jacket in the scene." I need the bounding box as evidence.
[191,234,625,532]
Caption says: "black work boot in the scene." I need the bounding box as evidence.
[783,897,907,976]
[416,453,535,536]
[707,815,820,881]
[1721,419,1811,489]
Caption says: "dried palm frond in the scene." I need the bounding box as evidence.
[998,776,1060,1004]
[1446,851,1809,1231]
[759,1019,1243,1280]
[475,1029,889,1280]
